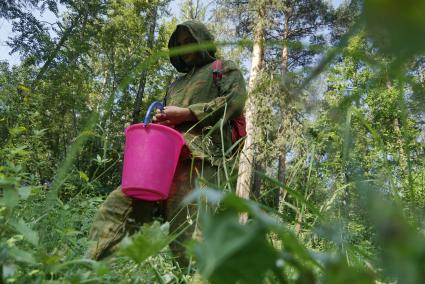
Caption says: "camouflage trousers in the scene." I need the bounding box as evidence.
[86,158,216,266]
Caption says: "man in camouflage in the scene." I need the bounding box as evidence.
[86,20,247,266]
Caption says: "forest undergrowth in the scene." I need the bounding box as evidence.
[1,0,425,283]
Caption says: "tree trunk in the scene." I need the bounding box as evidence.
[277,14,289,214]
[387,81,408,176]
[252,159,263,201]
[393,117,408,174]
[393,116,410,200]
[236,2,266,223]
[132,6,158,124]
[277,154,287,212]
[280,41,288,76]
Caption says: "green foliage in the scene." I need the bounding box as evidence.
[1,0,425,283]
[184,188,378,283]
[364,0,425,63]
[192,210,277,283]
[119,221,173,264]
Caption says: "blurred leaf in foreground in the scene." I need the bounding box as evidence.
[119,221,172,264]
[355,179,425,284]
[364,0,425,63]
[191,210,277,284]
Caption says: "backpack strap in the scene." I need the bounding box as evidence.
[211,59,247,145]
[212,59,223,83]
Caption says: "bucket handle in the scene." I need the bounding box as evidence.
[143,101,164,126]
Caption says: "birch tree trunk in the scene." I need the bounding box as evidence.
[236,2,266,223]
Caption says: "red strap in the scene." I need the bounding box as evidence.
[212,59,223,82]
[212,59,247,145]
[231,114,247,144]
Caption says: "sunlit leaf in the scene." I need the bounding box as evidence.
[79,171,89,182]
[9,127,27,136]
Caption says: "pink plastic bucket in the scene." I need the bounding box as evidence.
[121,123,185,201]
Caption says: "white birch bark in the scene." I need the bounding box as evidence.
[236,2,266,223]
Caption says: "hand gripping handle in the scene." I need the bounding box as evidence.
[143,101,164,126]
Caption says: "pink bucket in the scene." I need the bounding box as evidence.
[121,120,185,201]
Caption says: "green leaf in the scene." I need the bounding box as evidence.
[17,84,30,93]
[364,0,425,60]
[2,188,20,209]
[9,127,27,136]
[0,176,18,186]
[323,259,375,284]
[119,221,172,264]
[192,211,277,284]
[79,171,89,182]
[8,247,36,264]
[10,145,29,157]
[94,262,110,277]
[9,218,39,246]
[185,189,320,268]
[33,128,47,136]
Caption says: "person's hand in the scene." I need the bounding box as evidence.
[152,106,196,127]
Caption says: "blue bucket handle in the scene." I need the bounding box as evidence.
[143,101,164,126]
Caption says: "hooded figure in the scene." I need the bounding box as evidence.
[161,20,247,162]
[168,20,217,73]
[86,21,247,267]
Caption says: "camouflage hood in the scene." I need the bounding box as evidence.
[168,20,217,73]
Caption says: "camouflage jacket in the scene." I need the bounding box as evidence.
[166,21,247,164]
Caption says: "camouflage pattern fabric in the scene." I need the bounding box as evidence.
[86,188,156,260]
[167,20,247,163]
[86,20,246,266]
[86,158,217,266]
